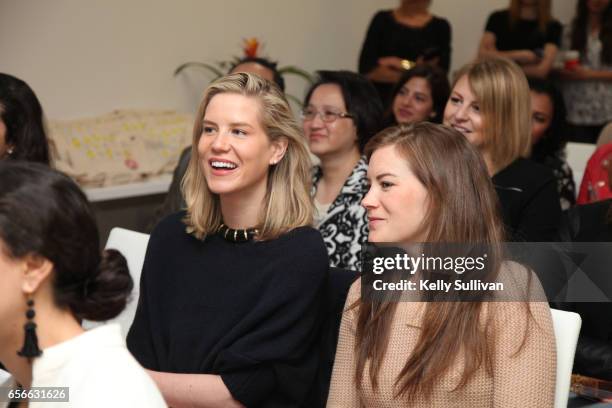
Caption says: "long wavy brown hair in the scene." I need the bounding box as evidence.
[355,123,507,402]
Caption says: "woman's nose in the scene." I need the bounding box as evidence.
[401,95,413,107]
[361,188,377,209]
[309,111,325,128]
[453,104,469,121]
[211,132,230,151]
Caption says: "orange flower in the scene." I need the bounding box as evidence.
[243,38,259,58]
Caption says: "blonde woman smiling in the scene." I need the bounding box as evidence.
[443,57,562,242]
[128,73,329,407]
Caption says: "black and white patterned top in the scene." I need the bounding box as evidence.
[312,157,369,272]
[540,153,576,211]
[561,24,612,125]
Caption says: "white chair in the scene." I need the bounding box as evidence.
[83,227,150,338]
[0,368,11,386]
[550,308,582,408]
[566,142,596,190]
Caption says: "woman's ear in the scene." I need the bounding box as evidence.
[21,255,53,295]
[269,137,289,165]
[430,110,437,118]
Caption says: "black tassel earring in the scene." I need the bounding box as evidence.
[17,298,42,358]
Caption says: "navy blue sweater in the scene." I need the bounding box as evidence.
[127,212,329,407]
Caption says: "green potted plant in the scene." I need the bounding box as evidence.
[174,38,313,106]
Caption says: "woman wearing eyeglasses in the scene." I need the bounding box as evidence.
[302,71,383,271]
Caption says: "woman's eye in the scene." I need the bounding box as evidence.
[381,181,393,189]
[450,96,461,104]
[202,126,215,134]
[471,104,480,113]
[232,128,247,136]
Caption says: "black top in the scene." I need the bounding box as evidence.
[492,158,562,242]
[559,199,612,380]
[567,199,612,242]
[358,10,451,103]
[534,153,576,211]
[127,212,329,407]
[485,9,561,52]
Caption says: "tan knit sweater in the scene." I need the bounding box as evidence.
[327,279,556,407]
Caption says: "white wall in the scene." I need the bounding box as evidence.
[0,0,576,119]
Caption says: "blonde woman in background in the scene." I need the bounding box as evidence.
[444,57,561,242]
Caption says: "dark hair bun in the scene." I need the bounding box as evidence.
[76,249,133,321]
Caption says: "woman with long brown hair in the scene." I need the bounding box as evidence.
[326,123,556,406]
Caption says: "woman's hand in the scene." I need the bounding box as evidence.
[366,57,404,83]
[145,369,245,408]
[377,56,404,71]
[558,66,612,81]
[558,66,592,80]
[512,50,539,65]
[478,32,538,65]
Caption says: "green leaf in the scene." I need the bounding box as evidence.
[173,62,225,78]
[278,66,314,84]
[285,93,304,107]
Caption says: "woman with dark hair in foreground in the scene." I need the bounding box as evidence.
[0,161,165,407]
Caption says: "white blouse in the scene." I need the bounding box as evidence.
[26,324,166,407]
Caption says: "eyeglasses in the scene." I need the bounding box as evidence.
[301,107,353,123]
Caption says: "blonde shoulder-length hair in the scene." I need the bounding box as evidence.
[182,72,313,240]
[453,57,531,171]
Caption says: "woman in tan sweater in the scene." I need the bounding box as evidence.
[327,123,556,407]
